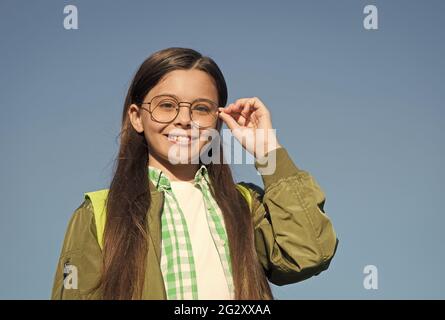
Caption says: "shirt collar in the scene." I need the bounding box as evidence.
[148,164,209,192]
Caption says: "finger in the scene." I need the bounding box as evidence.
[230,98,255,113]
[226,99,245,116]
[222,104,240,118]
[234,97,269,116]
[250,112,259,127]
[219,106,242,123]
[221,103,233,113]
[239,100,252,127]
[226,97,269,128]
[241,101,251,117]
[232,98,249,113]
[218,108,241,130]
[243,99,257,127]
[219,111,241,130]
[234,98,256,127]
[224,99,248,127]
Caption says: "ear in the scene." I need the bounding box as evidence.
[128,104,144,133]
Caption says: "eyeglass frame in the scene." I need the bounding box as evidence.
[138,94,221,127]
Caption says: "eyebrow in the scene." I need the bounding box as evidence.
[156,93,218,104]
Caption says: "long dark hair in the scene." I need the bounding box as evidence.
[100,47,273,299]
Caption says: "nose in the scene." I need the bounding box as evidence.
[173,104,192,127]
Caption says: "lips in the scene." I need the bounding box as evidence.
[164,133,199,145]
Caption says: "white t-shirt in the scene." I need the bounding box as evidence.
[170,181,231,300]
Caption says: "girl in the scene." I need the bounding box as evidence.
[51,47,338,300]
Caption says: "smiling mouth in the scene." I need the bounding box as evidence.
[163,134,199,145]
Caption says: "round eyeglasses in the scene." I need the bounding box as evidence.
[139,94,220,128]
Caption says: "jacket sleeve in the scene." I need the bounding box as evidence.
[239,147,339,286]
[50,199,103,299]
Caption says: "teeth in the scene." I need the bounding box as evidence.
[178,136,189,142]
[167,135,193,144]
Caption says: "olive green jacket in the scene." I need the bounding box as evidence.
[51,147,339,299]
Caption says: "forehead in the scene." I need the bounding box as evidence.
[146,69,218,102]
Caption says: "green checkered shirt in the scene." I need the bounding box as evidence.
[148,164,234,300]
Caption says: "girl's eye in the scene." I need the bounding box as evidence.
[159,102,176,109]
[192,105,211,113]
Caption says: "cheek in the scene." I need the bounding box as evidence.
[142,119,165,147]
